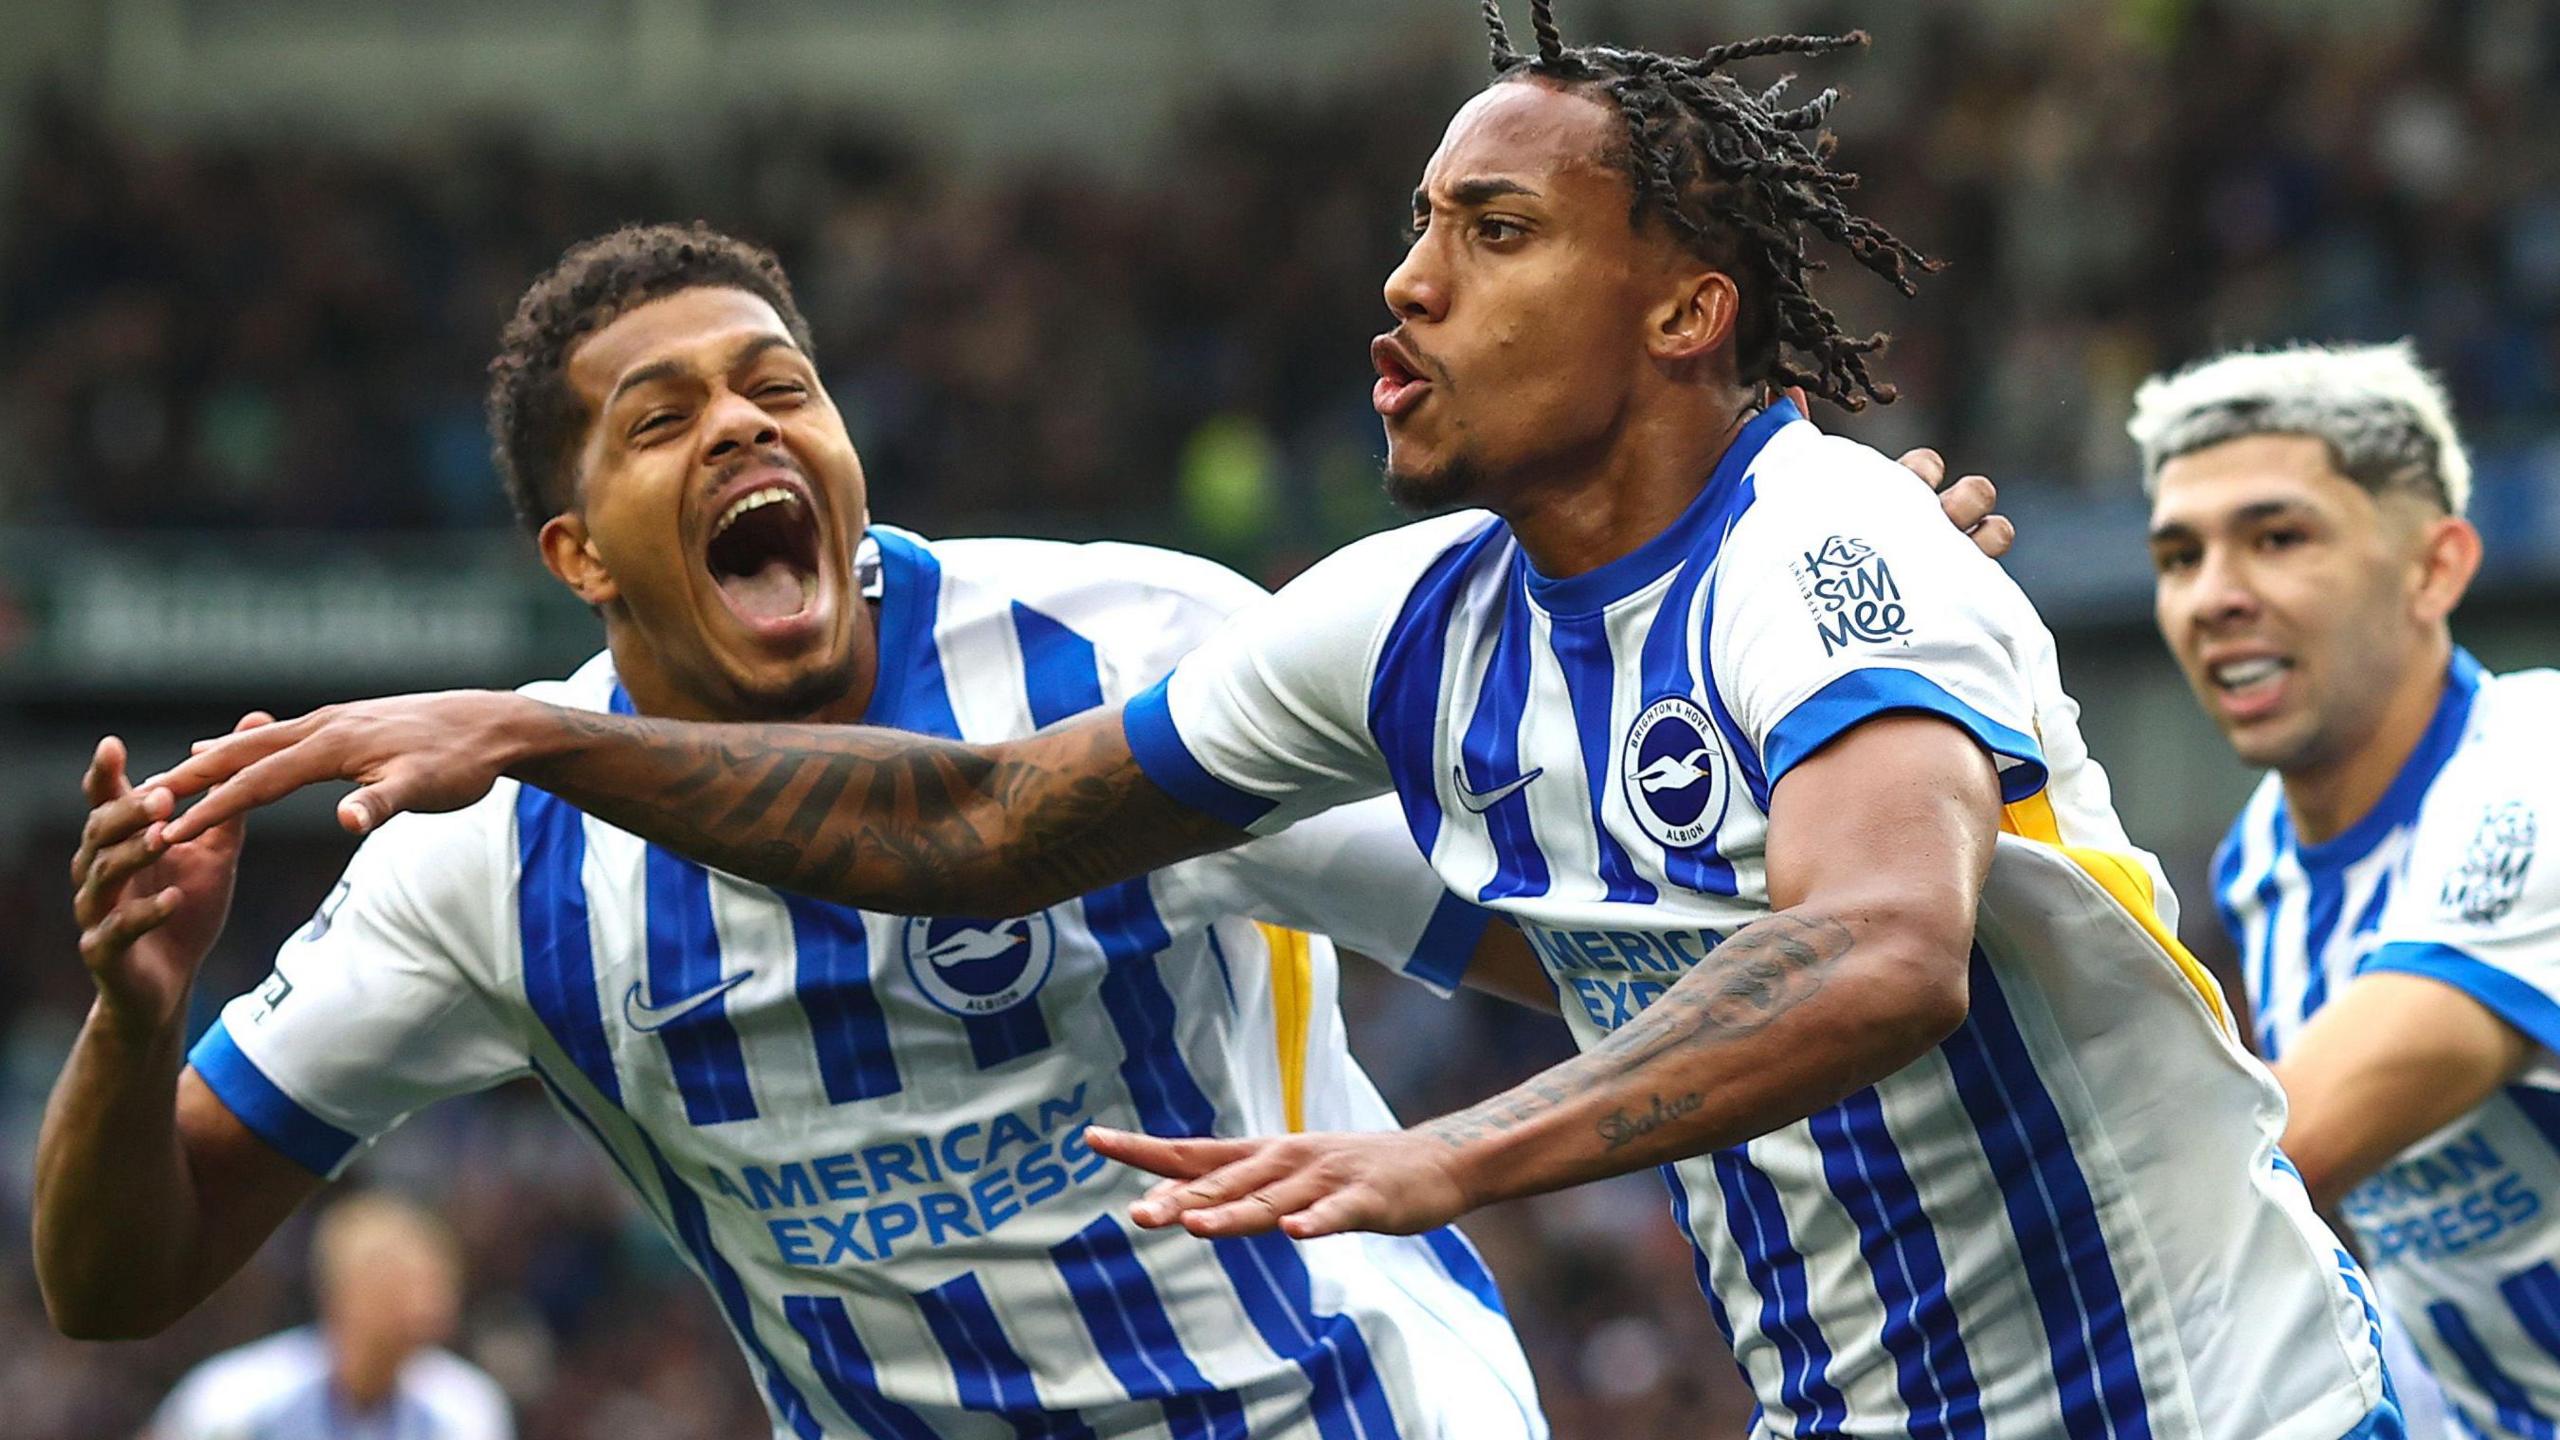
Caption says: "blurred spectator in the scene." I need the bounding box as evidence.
[143,1193,513,1440]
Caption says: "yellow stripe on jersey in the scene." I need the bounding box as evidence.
[1257,924,1314,1133]
[2001,789,2234,1033]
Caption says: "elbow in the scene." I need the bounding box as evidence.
[42,1287,178,1343]
[1845,931,1974,1065]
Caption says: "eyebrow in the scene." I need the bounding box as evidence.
[605,333,802,409]
[1412,177,1542,213]
[2146,498,2314,544]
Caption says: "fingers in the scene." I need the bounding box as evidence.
[1898,446,1949,491]
[338,769,429,836]
[73,781,172,890]
[1936,472,1998,531]
[160,737,339,845]
[83,736,131,808]
[1783,385,1811,417]
[1130,1146,1311,1234]
[80,886,183,963]
[147,713,316,804]
[1969,513,2016,560]
[74,820,169,929]
[1084,1127,1253,1182]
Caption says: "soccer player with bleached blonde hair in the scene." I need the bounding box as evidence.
[2142,340,2560,1437]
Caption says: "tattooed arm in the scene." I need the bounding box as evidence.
[1086,713,1998,1237]
[151,693,1248,916]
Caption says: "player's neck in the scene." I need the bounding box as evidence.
[2280,636,2454,845]
[326,1332,408,1412]
[1501,389,1760,582]
[607,598,882,725]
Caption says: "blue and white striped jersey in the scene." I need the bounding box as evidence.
[2221,654,2560,1438]
[1128,399,2398,1440]
[190,527,1542,1440]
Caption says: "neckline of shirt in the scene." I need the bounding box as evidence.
[1519,396,1802,617]
[2285,647,2486,872]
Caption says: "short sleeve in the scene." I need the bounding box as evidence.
[1709,445,2049,803]
[187,796,530,1177]
[1160,795,1493,997]
[1125,520,1482,835]
[2363,766,2560,1061]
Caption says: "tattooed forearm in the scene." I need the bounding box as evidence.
[1415,911,1877,1194]
[511,705,1249,914]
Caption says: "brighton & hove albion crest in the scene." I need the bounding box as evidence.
[1623,696,1731,850]
[2440,801,2538,926]
[903,912,1058,1017]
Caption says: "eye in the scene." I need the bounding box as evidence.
[1475,216,1527,244]
[2256,526,2310,554]
[2150,545,2199,577]
[629,410,682,442]
[755,380,809,404]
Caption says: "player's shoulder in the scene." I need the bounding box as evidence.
[514,648,621,713]
[2422,665,2560,819]
[929,531,1272,622]
[1731,422,1954,547]
[1289,508,1506,603]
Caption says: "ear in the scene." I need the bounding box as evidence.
[538,511,619,608]
[2410,514,2482,623]
[1648,267,1740,365]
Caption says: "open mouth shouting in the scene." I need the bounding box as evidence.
[702,466,829,640]
[2199,649,2293,723]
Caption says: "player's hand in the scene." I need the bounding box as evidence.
[1899,447,2013,560]
[150,690,537,844]
[1086,1125,1476,1240]
[72,719,263,1029]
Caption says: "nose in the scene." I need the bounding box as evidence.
[2186,544,2262,633]
[700,388,780,466]
[1384,237,1448,324]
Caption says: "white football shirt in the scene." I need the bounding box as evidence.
[2221,655,2560,1438]
[191,529,1543,1440]
[150,1326,511,1440]
[1128,399,2399,1440]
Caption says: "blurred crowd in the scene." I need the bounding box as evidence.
[4,3,2558,578]
[6,1,2559,1435]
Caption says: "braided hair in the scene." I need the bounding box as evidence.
[1480,1,1936,409]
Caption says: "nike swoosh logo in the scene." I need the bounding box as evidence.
[1453,764,1544,814]
[624,970,754,1032]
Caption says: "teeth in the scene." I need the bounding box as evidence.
[713,485,803,539]
[2213,657,2285,689]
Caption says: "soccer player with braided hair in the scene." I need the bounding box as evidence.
[152,8,2404,1433]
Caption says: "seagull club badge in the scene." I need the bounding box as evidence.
[1623,696,1731,850]
[903,913,1059,1017]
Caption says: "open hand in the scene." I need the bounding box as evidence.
[72,720,262,1027]
[1084,1125,1477,1240]
[150,691,538,845]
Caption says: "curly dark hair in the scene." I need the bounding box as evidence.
[1477,1,1937,409]
[486,222,815,535]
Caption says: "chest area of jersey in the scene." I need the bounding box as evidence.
[2342,1095,2560,1277]
[2230,838,2411,1056]
[1422,601,1768,1024]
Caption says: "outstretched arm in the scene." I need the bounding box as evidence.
[1089,712,1996,1238]
[154,696,1249,916]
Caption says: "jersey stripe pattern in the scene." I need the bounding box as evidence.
[191,528,1541,1440]
[1130,399,2397,1440]
[2222,656,2560,1438]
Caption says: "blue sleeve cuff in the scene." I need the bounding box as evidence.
[2363,941,2560,1059]
[1123,676,1279,831]
[1763,667,2050,804]
[187,1019,359,1177]
[1405,892,1496,992]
